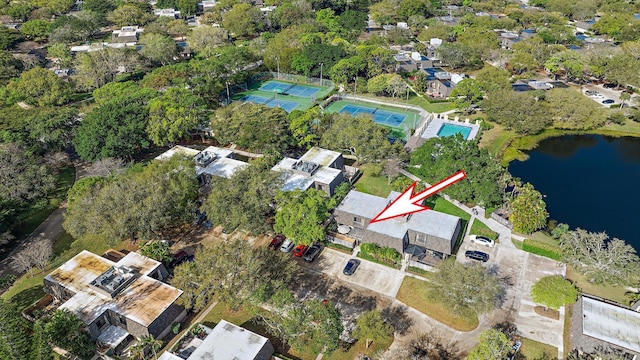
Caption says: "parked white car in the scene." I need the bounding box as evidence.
[280,239,294,253]
[470,235,495,247]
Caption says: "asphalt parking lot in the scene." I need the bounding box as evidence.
[296,247,406,298]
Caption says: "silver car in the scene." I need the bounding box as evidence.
[470,235,495,247]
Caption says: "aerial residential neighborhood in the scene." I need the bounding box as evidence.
[1,0,640,359]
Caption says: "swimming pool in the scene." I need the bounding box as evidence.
[437,123,473,139]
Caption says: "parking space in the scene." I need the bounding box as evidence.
[582,85,623,107]
[296,247,406,298]
[457,233,499,266]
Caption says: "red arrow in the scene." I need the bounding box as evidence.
[370,170,467,223]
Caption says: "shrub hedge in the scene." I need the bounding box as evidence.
[522,239,562,260]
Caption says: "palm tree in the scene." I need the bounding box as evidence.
[620,91,631,108]
[129,335,163,360]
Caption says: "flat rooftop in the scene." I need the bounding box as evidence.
[582,296,640,354]
[189,320,270,360]
[299,147,341,167]
[46,250,182,326]
[155,145,200,161]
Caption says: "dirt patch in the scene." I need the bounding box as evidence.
[534,306,560,320]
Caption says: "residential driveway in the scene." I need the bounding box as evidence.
[455,232,566,358]
[297,247,405,298]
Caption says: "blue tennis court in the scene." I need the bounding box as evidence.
[338,104,407,127]
[259,80,320,98]
[242,94,300,113]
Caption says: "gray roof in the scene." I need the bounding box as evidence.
[299,147,341,167]
[582,296,640,354]
[336,190,461,248]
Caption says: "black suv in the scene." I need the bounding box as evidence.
[303,244,322,262]
[465,250,489,262]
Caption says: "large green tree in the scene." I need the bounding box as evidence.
[73,48,142,90]
[410,135,506,207]
[73,94,152,161]
[429,259,503,315]
[171,238,296,311]
[6,67,72,107]
[530,275,578,311]
[274,189,330,246]
[0,143,55,203]
[147,87,208,146]
[508,182,548,234]
[320,114,400,164]
[0,50,24,86]
[483,89,549,134]
[201,159,283,234]
[467,328,511,360]
[27,107,79,150]
[560,229,640,286]
[42,310,94,359]
[291,43,346,77]
[352,309,393,344]
[0,299,31,360]
[211,103,291,154]
[221,3,265,38]
[63,155,198,244]
[262,291,343,355]
[139,33,177,66]
[449,78,484,114]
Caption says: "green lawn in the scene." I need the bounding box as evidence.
[396,277,479,331]
[354,164,393,198]
[200,301,256,328]
[424,195,471,221]
[565,266,629,304]
[407,95,456,113]
[519,337,557,360]
[469,218,499,240]
[327,335,393,360]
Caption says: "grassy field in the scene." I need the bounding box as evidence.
[519,337,557,359]
[565,266,629,304]
[200,301,255,328]
[396,276,479,331]
[424,195,471,221]
[469,218,499,240]
[407,95,456,113]
[354,164,394,198]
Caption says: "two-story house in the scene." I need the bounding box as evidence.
[271,147,358,196]
[44,250,186,356]
[333,190,462,261]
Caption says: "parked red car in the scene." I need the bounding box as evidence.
[293,244,308,257]
[269,234,286,250]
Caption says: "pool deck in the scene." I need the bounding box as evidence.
[420,116,480,140]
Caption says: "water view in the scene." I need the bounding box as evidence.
[508,135,640,251]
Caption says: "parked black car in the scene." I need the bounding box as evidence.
[465,250,489,262]
[343,259,360,275]
[303,244,322,262]
[170,251,189,267]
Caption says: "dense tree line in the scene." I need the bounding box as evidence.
[64,155,198,244]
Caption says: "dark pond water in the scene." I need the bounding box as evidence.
[508,134,640,250]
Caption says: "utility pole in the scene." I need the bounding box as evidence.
[226,82,230,104]
[320,62,323,85]
[276,57,280,79]
[354,76,357,101]
[405,87,409,110]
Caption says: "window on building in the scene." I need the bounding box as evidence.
[416,233,427,244]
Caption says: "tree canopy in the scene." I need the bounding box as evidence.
[560,229,640,286]
[211,103,292,154]
[6,67,72,107]
[64,155,198,244]
[467,328,512,360]
[201,159,283,234]
[508,182,548,234]
[429,259,503,315]
[530,275,578,310]
[320,113,401,163]
[147,87,208,146]
[73,93,152,161]
[171,238,296,311]
[410,135,506,207]
[274,189,330,246]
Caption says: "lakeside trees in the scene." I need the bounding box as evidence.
[560,229,640,286]
[410,135,506,207]
[508,182,548,234]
